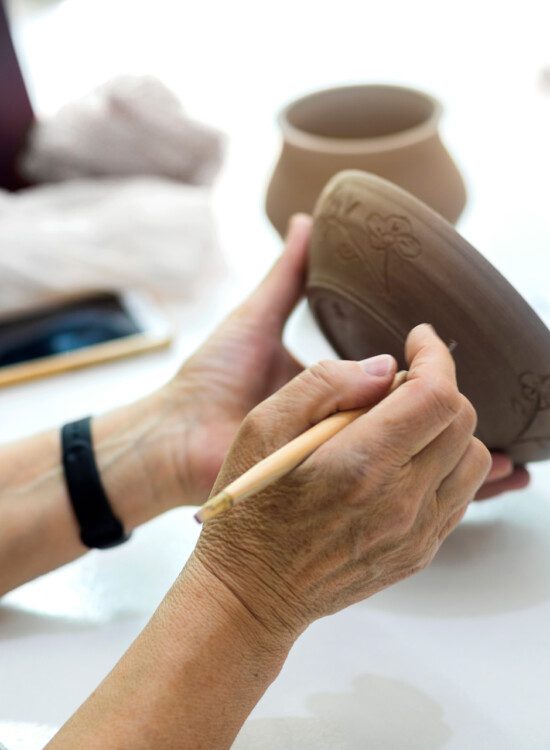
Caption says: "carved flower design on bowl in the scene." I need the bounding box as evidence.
[318,191,423,294]
[318,190,362,260]
[366,213,422,257]
[520,372,550,409]
[511,371,550,448]
[366,213,422,293]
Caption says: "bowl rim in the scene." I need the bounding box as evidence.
[279,84,443,155]
[306,170,550,461]
[309,170,550,339]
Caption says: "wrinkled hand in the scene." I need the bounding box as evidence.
[151,213,528,510]
[162,215,311,505]
[192,326,492,642]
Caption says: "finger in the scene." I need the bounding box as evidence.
[405,323,457,385]
[437,438,492,514]
[438,502,470,543]
[240,213,312,332]
[338,324,462,463]
[239,354,397,454]
[412,394,477,486]
[474,466,530,500]
[483,453,514,483]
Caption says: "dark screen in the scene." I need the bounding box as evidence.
[0,292,142,368]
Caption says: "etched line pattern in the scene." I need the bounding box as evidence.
[319,187,422,293]
[366,213,422,293]
[318,190,363,262]
[511,371,550,448]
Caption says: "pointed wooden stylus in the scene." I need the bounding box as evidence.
[194,370,408,524]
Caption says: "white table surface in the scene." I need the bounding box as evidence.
[1,1,550,747]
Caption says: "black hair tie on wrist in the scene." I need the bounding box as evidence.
[61,417,130,549]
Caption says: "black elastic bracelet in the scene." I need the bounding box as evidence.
[61,417,130,549]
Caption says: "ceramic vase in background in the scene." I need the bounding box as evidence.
[265,84,466,234]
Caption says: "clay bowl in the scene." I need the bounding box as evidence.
[307,170,550,463]
[265,84,466,236]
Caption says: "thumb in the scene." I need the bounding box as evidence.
[240,213,312,332]
[243,354,397,455]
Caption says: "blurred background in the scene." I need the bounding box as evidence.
[6,0,550,309]
[1,1,550,747]
[2,0,550,427]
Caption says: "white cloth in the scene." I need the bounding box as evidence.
[0,75,225,313]
[0,177,223,314]
[20,76,224,187]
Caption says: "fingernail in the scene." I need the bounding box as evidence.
[360,354,394,377]
[285,213,311,239]
[488,453,513,481]
[285,214,301,239]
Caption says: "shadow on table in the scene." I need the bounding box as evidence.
[367,499,550,618]
[0,604,126,641]
[233,673,451,750]
[0,605,139,726]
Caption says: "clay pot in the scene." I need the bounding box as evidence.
[265,84,466,235]
[307,170,550,463]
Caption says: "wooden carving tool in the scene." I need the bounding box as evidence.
[194,370,407,523]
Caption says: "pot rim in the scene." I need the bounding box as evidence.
[278,84,442,154]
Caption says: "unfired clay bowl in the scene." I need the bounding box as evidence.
[266,84,466,236]
[307,170,550,463]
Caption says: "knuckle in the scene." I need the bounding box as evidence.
[445,506,468,537]
[402,557,428,579]
[306,359,345,392]
[335,450,390,507]
[238,406,266,443]
[367,429,412,470]
[412,555,430,574]
[341,446,371,484]
[410,535,439,574]
[470,438,492,478]
[457,395,478,435]
[420,378,461,423]
[366,436,403,469]
[347,523,366,562]
[421,538,440,567]
[392,497,418,535]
